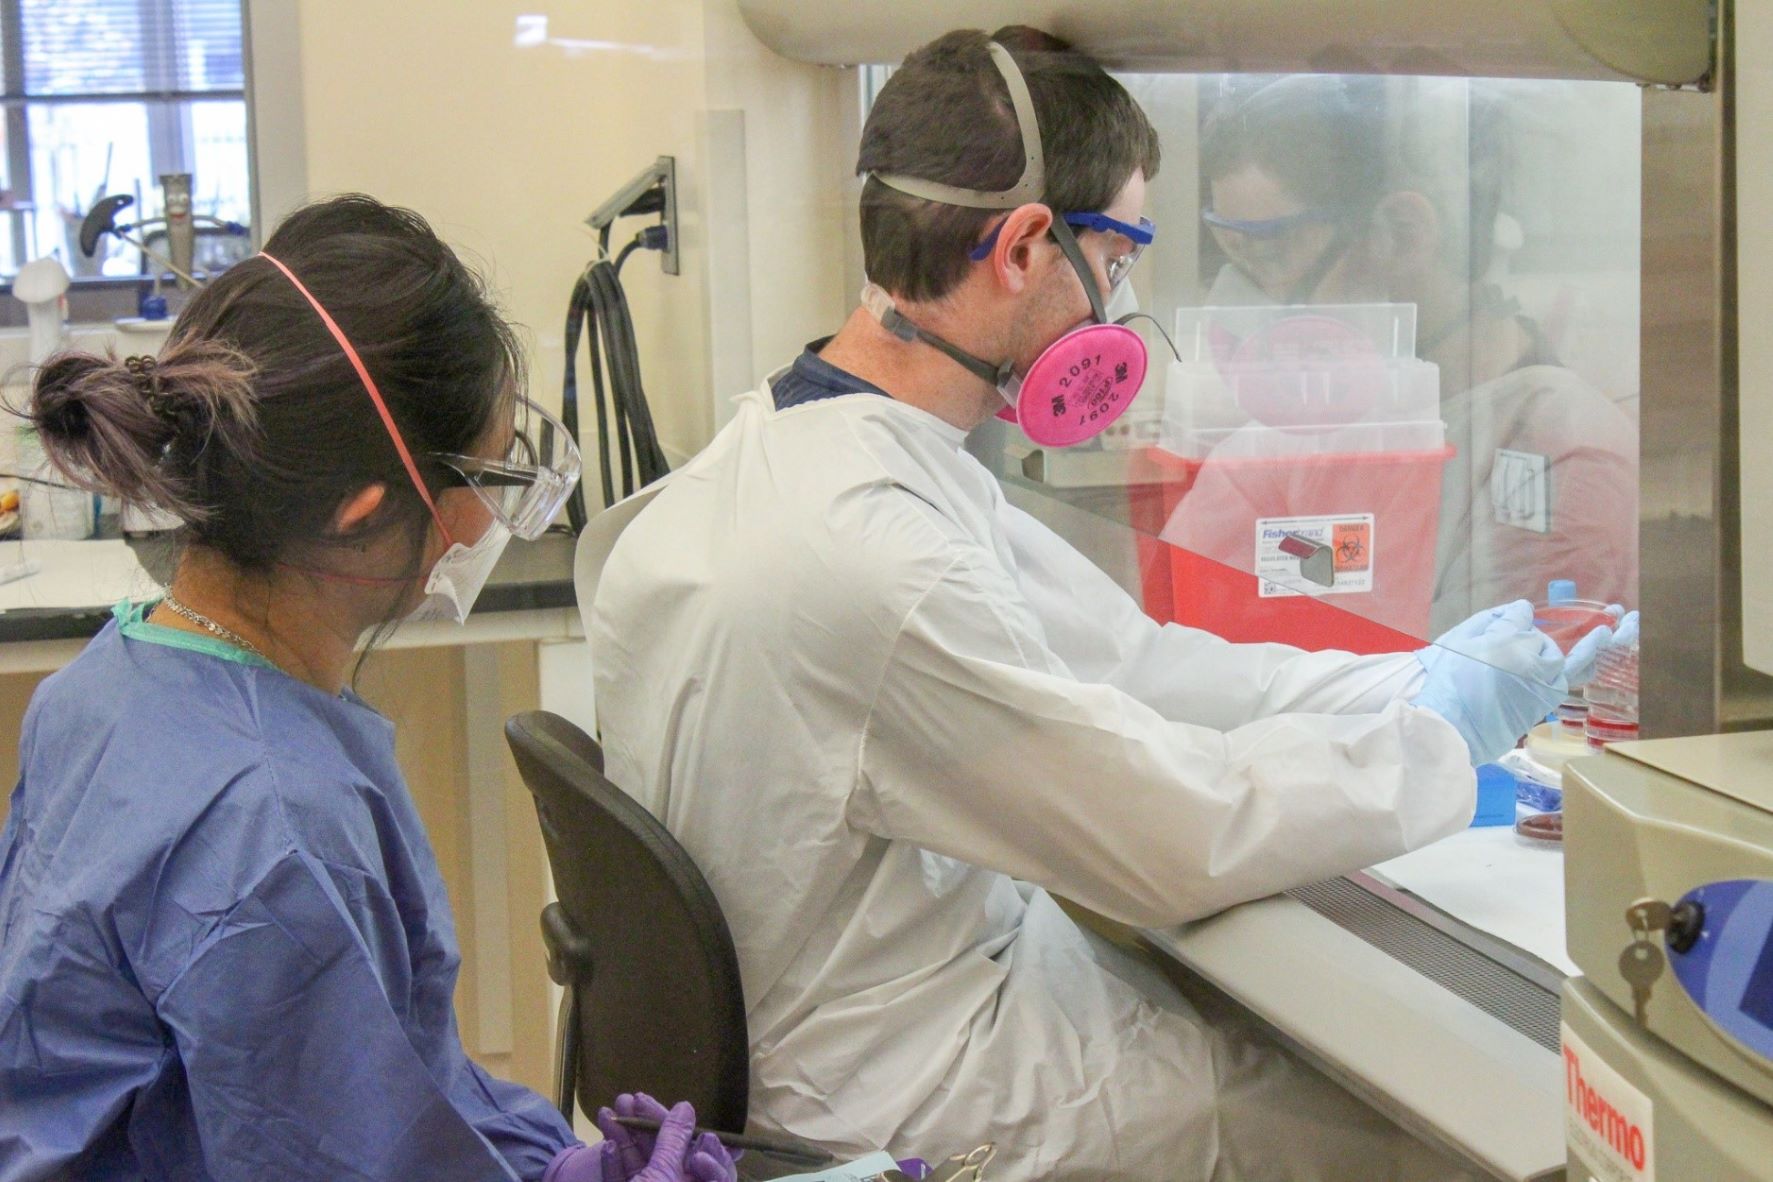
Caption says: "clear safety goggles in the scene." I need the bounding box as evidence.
[433,396,582,540]
[970,211,1155,294]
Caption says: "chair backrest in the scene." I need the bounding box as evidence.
[505,709,749,1133]
[574,477,672,643]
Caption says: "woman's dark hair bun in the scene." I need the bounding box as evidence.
[26,339,259,523]
[31,354,103,441]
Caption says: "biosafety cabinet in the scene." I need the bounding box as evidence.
[738,0,1773,1176]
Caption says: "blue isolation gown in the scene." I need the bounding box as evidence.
[0,604,574,1180]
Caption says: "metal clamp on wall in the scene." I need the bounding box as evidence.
[564,158,679,530]
[586,156,679,276]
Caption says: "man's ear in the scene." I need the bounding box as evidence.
[1370,191,1440,273]
[989,203,1055,295]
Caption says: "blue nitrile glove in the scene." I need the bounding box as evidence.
[588,1093,738,1182]
[1412,599,1567,764]
[1562,606,1638,688]
[1428,601,1512,648]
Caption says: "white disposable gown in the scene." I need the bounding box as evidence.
[588,379,1478,1180]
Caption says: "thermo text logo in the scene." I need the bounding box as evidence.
[1566,1043,1647,1170]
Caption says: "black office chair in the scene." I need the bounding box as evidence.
[504,710,750,1133]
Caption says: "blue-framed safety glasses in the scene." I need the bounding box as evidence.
[1199,208,1340,239]
[969,211,1156,292]
[1200,207,1354,301]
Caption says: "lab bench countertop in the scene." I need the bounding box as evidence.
[0,533,580,647]
[1143,839,1571,1182]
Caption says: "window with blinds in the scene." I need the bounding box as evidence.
[1,0,250,286]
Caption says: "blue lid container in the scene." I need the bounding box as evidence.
[1472,763,1518,827]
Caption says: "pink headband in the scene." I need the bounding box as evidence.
[258,251,456,547]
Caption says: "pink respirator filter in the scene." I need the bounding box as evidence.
[995,322,1148,447]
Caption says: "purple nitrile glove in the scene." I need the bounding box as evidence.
[686,1131,739,1182]
[542,1140,620,1182]
[593,1093,738,1182]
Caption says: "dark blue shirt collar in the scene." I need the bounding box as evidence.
[771,337,892,410]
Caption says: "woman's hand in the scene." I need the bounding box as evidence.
[543,1093,736,1182]
[597,1093,738,1182]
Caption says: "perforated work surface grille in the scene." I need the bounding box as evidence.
[1287,877,1562,1053]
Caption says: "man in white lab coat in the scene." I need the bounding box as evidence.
[588,26,1567,1181]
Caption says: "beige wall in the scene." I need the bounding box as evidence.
[297,0,715,468]
[700,0,858,408]
[294,0,852,478]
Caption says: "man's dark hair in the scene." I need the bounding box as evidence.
[856,26,1161,302]
[1200,75,1388,223]
[1201,74,1510,279]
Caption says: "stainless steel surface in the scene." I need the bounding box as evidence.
[1738,0,1773,678]
[1641,4,1773,738]
[1289,874,1563,1052]
[738,0,1713,85]
[1349,871,1567,996]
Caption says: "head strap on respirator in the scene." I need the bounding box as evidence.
[861,41,1154,449]
[871,43,1046,210]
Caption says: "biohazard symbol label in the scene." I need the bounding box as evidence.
[1334,522,1371,572]
[1256,513,1376,598]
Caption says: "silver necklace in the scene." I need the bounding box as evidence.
[160,595,275,665]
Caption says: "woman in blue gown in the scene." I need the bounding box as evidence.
[0,196,732,1182]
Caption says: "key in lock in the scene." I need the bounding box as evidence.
[1619,939,1664,1025]
[1626,894,1705,951]
[1618,895,1701,1026]
[1626,899,1671,933]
